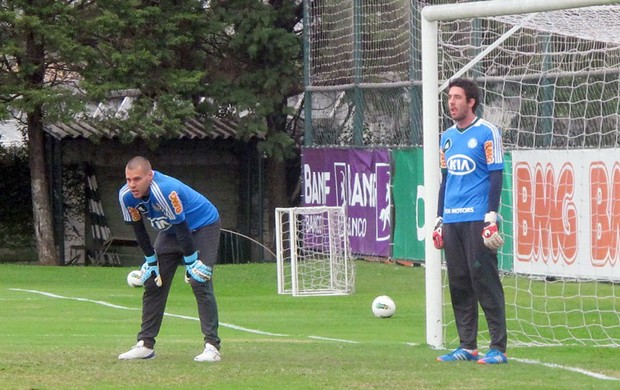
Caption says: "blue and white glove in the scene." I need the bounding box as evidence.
[184,251,212,283]
[140,254,162,287]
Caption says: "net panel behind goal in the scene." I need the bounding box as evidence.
[431,3,620,348]
[275,206,355,297]
[305,0,422,147]
[306,0,620,347]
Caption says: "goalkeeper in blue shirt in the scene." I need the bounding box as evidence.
[433,78,508,365]
[117,156,222,362]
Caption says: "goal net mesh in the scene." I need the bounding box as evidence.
[305,0,421,147]
[434,4,620,348]
[305,0,620,347]
[275,206,355,296]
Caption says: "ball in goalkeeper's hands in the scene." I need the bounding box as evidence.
[127,269,144,287]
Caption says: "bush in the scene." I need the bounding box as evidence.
[0,145,34,249]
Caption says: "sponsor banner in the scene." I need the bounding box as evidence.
[512,149,620,281]
[302,148,391,257]
[391,149,425,261]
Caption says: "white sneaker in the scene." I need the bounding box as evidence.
[118,340,155,360]
[194,343,221,362]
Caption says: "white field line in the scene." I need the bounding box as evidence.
[308,335,359,343]
[511,358,620,382]
[9,288,620,381]
[9,288,288,337]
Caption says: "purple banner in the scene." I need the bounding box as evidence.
[302,148,391,257]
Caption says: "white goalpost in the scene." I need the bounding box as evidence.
[422,0,620,349]
[275,205,355,296]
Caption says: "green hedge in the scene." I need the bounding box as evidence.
[0,145,34,258]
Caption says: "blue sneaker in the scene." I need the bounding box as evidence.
[477,349,508,364]
[436,348,478,362]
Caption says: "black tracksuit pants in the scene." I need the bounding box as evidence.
[137,219,221,350]
[443,220,507,353]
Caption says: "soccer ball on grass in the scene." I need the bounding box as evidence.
[126,270,143,287]
[372,295,396,318]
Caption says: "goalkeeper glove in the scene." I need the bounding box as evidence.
[140,254,162,287]
[184,251,212,283]
[432,217,444,249]
[482,211,505,250]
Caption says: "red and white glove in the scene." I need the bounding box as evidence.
[482,212,504,250]
[432,217,444,249]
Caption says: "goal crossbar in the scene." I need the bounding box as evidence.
[421,0,618,22]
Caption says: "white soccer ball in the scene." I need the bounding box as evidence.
[372,295,396,318]
[126,270,144,287]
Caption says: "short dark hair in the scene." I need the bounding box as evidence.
[447,78,481,113]
[126,156,151,172]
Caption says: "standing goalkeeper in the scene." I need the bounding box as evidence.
[433,78,507,365]
[117,156,222,362]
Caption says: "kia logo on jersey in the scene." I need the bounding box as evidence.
[447,154,476,175]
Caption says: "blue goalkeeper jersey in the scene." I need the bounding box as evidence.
[439,117,504,223]
[119,171,219,232]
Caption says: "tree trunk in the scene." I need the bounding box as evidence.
[28,107,59,265]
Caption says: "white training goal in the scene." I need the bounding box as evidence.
[421,0,620,349]
[275,206,355,296]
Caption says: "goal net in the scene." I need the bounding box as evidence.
[303,0,421,147]
[275,206,355,296]
[422,0,620,348]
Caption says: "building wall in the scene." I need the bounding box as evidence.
[59,136,259,265]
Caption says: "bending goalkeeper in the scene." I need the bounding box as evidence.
[117,156,222,362]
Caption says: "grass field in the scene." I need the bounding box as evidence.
[1,261,619,389]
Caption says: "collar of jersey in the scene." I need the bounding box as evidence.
[456,116,479,133]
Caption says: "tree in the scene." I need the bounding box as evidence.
[201,0,304,242]
[82,0,304,245]
[1,0,303,264]
[1,0,214,264]
[0,0,96,265]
